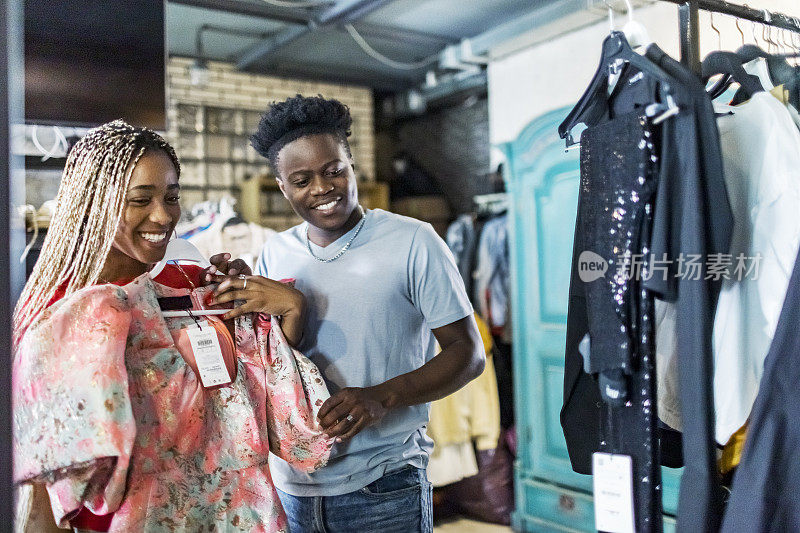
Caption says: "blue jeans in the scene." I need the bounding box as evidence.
[276,466,433,533]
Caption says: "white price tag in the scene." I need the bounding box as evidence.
[185,321,231,388]
[592,452,635,533]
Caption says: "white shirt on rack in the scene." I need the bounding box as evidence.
[712,91,800,444]
[656,91,800,444]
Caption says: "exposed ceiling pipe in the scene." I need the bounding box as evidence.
[343,22,459,48]
[236,0,396,70]
[191,24,278,85]
[196,24,276,60]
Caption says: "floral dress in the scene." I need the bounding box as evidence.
[13,274,332,532]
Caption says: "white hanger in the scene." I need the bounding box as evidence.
[150,238,227,318]
[150,237,211,278]
[621,0,652,50]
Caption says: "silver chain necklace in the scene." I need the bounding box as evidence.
[306,208,367,263]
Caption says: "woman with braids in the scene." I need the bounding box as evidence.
[12,120,330,532]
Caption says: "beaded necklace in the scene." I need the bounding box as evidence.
[305,207,366,263]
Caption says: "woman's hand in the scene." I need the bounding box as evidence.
[201,253,252,285]
[211,274,306,347]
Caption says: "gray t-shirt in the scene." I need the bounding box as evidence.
[256,208,473,496]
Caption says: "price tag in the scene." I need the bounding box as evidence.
[592,452,635,533]
[185,321,231,388]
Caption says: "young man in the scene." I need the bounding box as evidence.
[249,94,485,532]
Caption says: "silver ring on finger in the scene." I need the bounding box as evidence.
[346,414,355,423]
[238,274,247,290]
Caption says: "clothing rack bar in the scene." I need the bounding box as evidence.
[678,2,701,75]
[660,0,800,74]
[473,192,508,205]
[660,0,800,32]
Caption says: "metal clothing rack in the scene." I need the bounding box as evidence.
[658,0,800,75]
[473,192,508,217]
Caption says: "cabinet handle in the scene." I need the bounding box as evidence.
[559,494,576,512]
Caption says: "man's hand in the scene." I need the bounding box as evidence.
[201,252,252,285]
[317,386,395,442]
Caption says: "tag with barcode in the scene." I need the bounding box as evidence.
[185,321,231,387]
[592,452,635,533]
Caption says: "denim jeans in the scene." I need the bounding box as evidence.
[277,466,433,533]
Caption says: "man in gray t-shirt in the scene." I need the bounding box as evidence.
[245,95,484,532]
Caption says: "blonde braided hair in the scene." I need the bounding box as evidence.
[14,120,180,342]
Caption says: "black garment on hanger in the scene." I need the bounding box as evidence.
[578,111,659,376]
[492,337,514,429]
[720,247,800,532]
[562,37,733,533]
[645,45,733,533]
[580,110,662,533]
[562,48,683,482]
[732,44,800,109]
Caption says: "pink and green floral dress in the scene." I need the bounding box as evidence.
[13,274,332,532]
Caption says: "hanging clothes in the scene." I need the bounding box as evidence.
[446,214,514,429]
[566,108,662,532]
[657,91,800,445]
[445,214,477,302]
[562,35,733,533]
[175,197,239,240]
[644,45,733,533]
[427,314,501,487]
[189,217,276,270]
[13,274,333,532]
[744,57,800,130]
[473,214,510,338]
[720,247,800,531]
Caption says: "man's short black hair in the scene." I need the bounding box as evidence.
[250,94,353,176]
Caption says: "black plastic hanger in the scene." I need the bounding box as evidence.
[559,32,675,147]
[706,73,733,100]
[737,44,796,76]
[701,51,764,101]
[731,43,799,106]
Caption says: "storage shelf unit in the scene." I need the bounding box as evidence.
[169,103,270,209]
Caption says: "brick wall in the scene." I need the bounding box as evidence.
[165,56,375,209]
[392,98,492,215]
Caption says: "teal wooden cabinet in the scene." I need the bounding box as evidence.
[500,107,681,532]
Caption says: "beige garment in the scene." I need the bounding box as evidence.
[427,442,479,487]
[426,314,501,485]
[428,354,501,451]
[655,299,682,431]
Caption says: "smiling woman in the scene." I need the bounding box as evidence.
[11,120,328,533]
[14,120,182,340]
[101,149,182,281]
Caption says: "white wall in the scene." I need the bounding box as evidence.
[488,0,800,152]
